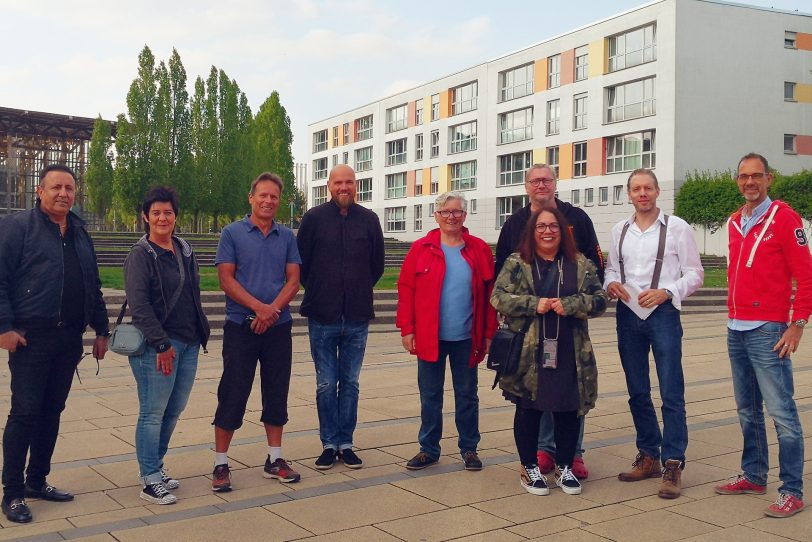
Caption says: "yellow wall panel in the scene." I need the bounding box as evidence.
[588,39,605,78]
[422,167,431,194]
[423,96,432,118]
[558,143,573,180]
[534,59,547,92]
[533,148,546,164]
[440,90,450,119]
[327,127,335,149]
[439,165,450,193]
[796,83,812,103]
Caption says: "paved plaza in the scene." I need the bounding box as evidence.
[1,299,811,542]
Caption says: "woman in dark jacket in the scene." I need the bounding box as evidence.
[123,186,210,505]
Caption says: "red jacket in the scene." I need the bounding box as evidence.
[396,228,498,366]
[727,200,812,323]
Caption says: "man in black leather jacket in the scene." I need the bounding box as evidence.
[0,165,108,523]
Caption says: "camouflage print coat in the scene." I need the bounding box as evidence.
[490,253,608,415]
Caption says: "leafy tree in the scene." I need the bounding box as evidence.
[85,117,114,225]
[675,170,741,232]
[167,49,194,217]
[772,170,812,225]
[251,91,295,222]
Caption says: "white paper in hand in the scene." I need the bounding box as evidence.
[621,282,656,320]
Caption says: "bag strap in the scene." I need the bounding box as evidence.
[115,300,128,326]
[650,214,669,290]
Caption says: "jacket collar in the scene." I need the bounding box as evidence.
[420,227,472,249]
[34,201,85,228]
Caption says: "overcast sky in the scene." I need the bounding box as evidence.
[0,0,807,164]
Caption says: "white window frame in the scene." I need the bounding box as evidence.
[313,129,328,153]
[547,146,559,178]
[608,24,657,72]
[496,195,528,228]
[584,188,594,206]
[571,189,580,206]
[498,63,534,102]
[574,45,588,81]
[430,166,439,194]
[313,157,328,180]
[613,185,624,204]
[451,81,478,115]
[548,54,561,88]
[385,138,407,166]
[415,133,424,161]
[450,160,477,191]
[356,115,373,141]
[415,169,424,196]
[498,151,532,186]
[385,206,406,232]
[606,77,656,123]
[355,146,373,172]
[414,204,423,231]
[342,151,348,164]
[312,185,328,206]
[498,107,533,144]
[385,172,407,199]
[785,81,797,101]
[415,100,424,125]
[386,103,408,133]
[332,127,338,147]
[470,199,477,214]
[431,94,440,121]
[430,130,440,158]
[449,121,477,154]
[606,130,656,173]
[332,154,338,167]
[785,134,797,154]
[599,186,609,206]
[573,141,587,178]
[357,177,372,202]
[546,100,560,135]
[342,122,350,144]
[573,93,588,130]
[786,31,797,49]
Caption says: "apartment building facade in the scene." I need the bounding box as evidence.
[307,0,812,251]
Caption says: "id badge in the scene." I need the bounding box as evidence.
[542,339,558,369]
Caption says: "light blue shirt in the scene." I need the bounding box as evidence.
[728,197,771,331]
[438,243,473,341]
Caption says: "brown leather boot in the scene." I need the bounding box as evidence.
[618,452,661,482]
[658,459,682,499]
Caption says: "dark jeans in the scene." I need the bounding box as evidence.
[616,301,687,464]
[213,320,292,431]
[514,406,579,467]
[2,327,83,501]
[417,339,479,459]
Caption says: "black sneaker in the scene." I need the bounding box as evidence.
[160,467,180,490]
[315,448,337,470]
[140,482,177,505]
[405,452,438,470]
[521,464,550,496]
[339,449,363,469]
[462,451,482,471]
[555,465,582,495]
[211,464,232,492]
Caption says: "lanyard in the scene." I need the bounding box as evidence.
[534,257,561,341]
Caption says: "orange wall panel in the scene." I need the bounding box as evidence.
[407,101,416,128]
[406,170,416,196]
[561,50,575,86]
[440,90,450,119]
[797,32,812,51]
[558,143,573,180]
[422,167,431,194]
[534,58,548,92]
[796,135,812,155]
[586,138,603,177]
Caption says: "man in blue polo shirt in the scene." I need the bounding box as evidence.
[210,172,302,492]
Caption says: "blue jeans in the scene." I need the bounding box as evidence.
[616,301,687,464]
[309,318,369,449]
[417,339,480,459]
[129,340,199,484]
[537,413,585,457]
[728,323,804,499]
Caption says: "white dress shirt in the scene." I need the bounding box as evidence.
[604,210,704,311]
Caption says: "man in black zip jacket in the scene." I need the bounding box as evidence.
[0,165,109,523]
[494,163,603,480]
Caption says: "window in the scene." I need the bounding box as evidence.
[332,127,339,147]
[786,31,797,49]
[313,129,328,153]
[386,138,407,166]
[608,24,657,72]
[450,160,477,190]
[571,189,580,206]
[575,45,588,81]
[599,186,609,205]
[332,154,338,166]
[356,115,373,141]
[547,146,559,177]
[415,133,424,161]
[355,146,373,172]
[415,100,424,125]
[429,203,435,215]
[573,141,587,178]
[414,204,423,231]
[613,185,624,204]
[606,78,656,123]
[386,104,408,133]
[497,195,528,228]
[498,151,532,186]
[430,167,439,194]
[470,199,477,214]
[606,130,656,173]
[385,172,407,199]
[547,100,560,135]
[498,107,533,144]
[785,82,797,101]
[431,94,440,121]
[573,93,588,130]
[499,63,534,102]
[313,157,328,180]
[357,178,372,202]
[449,121,477,154]
[451,81,478,115]
[430,130,440,158]
[415,169,423,196]
[584,188,594,206]
[385,207,406,232]
[342,123,350,144]
[785,134,796,154]
[548,54,561,88]
[312,185,328,206]
[342,152,349,164]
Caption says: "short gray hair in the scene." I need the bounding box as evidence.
[435,191,467,212]
[525,163,557,182]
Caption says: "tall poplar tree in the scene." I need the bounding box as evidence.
[85,116,114,225]
[251,91,295,222]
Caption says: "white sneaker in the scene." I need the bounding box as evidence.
[140,482,177,505]
[521,464,550,496]
[555,465,582,495]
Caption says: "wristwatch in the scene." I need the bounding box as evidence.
[664,289,674,300]
[793,319,807,329]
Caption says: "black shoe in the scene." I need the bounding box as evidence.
[315,448,337,470]
[339,449,363,469]
[2,498,32,523]
[462,451,483,471]
[24,482,74,502]
[405,452,438,470]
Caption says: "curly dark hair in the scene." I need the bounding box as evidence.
[518,207,579,264]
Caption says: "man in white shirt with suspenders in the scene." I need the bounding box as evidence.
[605,168,704,499]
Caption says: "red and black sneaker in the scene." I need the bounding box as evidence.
[263,457,301,483]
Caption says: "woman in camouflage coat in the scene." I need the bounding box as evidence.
[491,207,607,497]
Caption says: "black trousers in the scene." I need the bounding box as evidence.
[2,328,83,501]
[514,406,579,467]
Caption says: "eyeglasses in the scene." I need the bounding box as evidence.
[737,172,767,182]
[535,222,561,233]
[436,209,465,218]
[526,178,556,187]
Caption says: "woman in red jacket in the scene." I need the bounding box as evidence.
[397,191,497,472]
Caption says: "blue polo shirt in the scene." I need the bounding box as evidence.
[215,215,302,325]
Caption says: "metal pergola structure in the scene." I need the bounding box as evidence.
[0,106,115,224]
